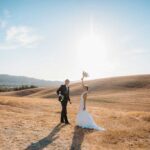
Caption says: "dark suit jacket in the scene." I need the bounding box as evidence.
[56,85,70,102]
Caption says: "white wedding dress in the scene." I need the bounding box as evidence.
[76,91,105,131]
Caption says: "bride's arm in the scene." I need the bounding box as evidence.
[83,93,87,110]
[81,76,85,88]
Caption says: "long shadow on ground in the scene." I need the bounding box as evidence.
[70,126,94,150]
[25,123,65,150]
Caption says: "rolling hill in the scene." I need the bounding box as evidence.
[0,74,150,149]
[0,74,150,111]
[1,74,150,98]
[0,74,62,87]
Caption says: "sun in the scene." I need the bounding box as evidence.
[77,32,108,71]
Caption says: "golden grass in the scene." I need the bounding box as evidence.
[0,95,150,150]
[0,75,150,149]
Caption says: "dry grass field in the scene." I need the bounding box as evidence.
[0,75,150,150]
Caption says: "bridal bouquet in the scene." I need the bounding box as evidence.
[82,71,89,78]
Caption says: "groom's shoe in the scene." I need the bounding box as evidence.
[65,122,71,125]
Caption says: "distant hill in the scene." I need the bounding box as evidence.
[1,74,150,98]
[0,74,62,87]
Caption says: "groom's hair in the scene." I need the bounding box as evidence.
[65,79,70,83]
[65,79,70,85]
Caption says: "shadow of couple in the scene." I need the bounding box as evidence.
[25,124,94,150]
[70,126,94,150]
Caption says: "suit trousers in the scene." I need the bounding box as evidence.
[61,100,69,123]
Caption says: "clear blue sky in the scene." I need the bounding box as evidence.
[0,0,150,81]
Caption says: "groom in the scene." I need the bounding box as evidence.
[56,79,71,124]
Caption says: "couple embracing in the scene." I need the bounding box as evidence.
[56,72,105,131]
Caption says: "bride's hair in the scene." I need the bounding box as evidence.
[84,85,89,91]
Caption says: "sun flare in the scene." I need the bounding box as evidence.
[77,31,109,72]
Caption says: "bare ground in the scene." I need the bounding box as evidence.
[0,94,150,150]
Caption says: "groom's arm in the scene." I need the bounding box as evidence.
[56,85,63,96]
[68,88,71,104]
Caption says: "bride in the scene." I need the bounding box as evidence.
[76,71,105,131]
